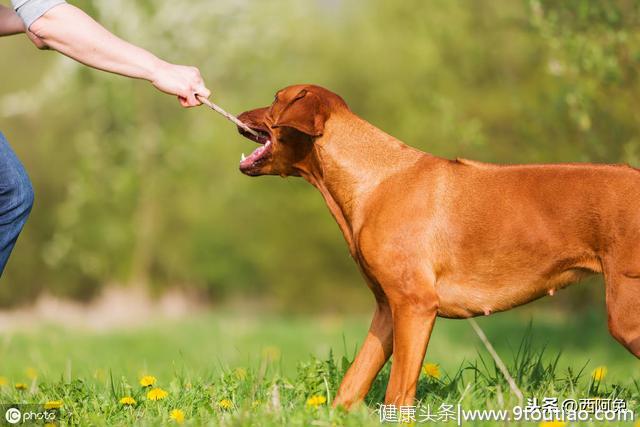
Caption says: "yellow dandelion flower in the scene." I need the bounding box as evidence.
[0,376,8,386]
[119,396,136,406]
[25,367,37,380]
[262,346,281,361]
[139,375,157,387]
[306,395,327,407]
[184,382,192,390]
[218,399,233,410]
[539,421,567,427]
[422,363,440,379]
[15,383,27,391]
[93,369,105,381]
[44,400,63,410]
[635,420,640,427]
[251,400,262,409]
[44,423,57,427]
[169,409,185,424]
[234,367,247,380]
[147,387,169,401]
[592,366,607,381]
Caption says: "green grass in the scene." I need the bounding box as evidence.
[0,304,638,425]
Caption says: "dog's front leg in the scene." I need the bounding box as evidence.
[333,301,393,409]
[384,286,438,406]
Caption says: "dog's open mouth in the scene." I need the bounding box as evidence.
[238,127,272,172]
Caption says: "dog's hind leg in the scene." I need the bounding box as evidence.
[334,300,393,409]
[603,261,640,358]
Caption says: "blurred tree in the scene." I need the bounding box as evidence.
[0,0,637,311]
[530,0,640,164]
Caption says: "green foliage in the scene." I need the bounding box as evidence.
[0,0,639,307]
[294,349,344,401]
[530,0,640,162]
[0,317,640,426]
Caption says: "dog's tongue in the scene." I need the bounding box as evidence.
[240,139,272,168]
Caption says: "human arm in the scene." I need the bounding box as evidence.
[0,5,24,36]
[17,2,210,106]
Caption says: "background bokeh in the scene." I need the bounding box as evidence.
[0,0,639,312]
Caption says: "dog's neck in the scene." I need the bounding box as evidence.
[297,111,426,253]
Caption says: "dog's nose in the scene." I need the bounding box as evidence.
[237,111,251,122]
[236,111,253,134]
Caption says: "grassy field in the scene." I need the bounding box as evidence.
[0,301,638,426]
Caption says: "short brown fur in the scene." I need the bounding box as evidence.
[237,84,640,408]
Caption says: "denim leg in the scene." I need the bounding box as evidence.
[0,132,34,277]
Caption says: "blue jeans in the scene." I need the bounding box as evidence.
[0,132,34,277]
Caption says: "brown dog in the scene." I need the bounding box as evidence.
[236,84,640,408]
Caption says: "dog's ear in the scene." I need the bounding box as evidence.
[272,89,329,137]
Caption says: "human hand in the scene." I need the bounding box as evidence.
[26,29,48,49]
[150,61,211,107]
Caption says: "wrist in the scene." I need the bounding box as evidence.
[146,57,169,83]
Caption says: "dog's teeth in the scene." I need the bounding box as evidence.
[241,153,246,161]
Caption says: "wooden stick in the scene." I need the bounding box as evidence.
[196,94,259,137]
[467,318,524,404]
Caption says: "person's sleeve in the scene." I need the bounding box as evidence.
[11,0,67,29]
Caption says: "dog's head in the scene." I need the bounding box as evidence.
[236,84,348,177]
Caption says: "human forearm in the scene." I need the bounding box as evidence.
[28,3,210,106]
[29,4,161,81]
[0,5,25,36]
